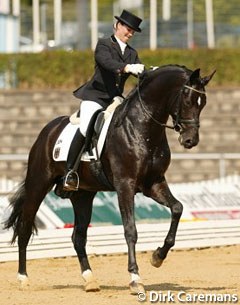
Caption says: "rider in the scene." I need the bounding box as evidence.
[63,9,145,191]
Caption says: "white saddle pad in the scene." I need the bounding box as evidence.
[53,112,114,162]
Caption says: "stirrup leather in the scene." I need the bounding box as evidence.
[63,170,79,191]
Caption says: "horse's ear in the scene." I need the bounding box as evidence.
[201,69,216,86]
[189,68,200,84]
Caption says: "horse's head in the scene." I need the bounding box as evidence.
[175,68,216,149]
[131,65,215,149]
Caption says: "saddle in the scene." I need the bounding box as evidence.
[69,109,105,137]
[69,96,123,128]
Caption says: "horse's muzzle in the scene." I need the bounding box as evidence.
[178,131,199,149]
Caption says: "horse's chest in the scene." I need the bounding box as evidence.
[147,149,170,174]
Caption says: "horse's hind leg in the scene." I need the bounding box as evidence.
[146,178,183,267]
[5,175,53,288]
[18,182,52,287]
[70,190,100,292]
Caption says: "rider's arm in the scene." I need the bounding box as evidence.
[95,39,139,74]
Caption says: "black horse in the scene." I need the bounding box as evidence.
[4,65,215,293]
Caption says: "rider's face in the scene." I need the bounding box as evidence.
[115,22,135,43]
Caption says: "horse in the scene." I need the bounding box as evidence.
[4,65,215,294]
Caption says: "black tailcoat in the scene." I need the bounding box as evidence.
[73,35,141,108]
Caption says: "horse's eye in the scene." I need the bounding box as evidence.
[184,98,192,107]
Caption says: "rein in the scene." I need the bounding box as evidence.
[136,75,203,132]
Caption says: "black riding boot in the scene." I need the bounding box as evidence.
[63,129,85,191]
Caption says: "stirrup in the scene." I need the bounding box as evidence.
[63,170,79,191]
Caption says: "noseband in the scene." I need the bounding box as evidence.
[137,76,206,132]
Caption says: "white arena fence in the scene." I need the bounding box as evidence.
[0,220,240,262]
[1,152,240,178]
[1,173,240,230]
[0,171,240,261]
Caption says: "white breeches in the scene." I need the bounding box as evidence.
[79,100,103,137]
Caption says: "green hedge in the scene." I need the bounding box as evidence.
[0,48,239,89]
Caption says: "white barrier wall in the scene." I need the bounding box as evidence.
[1,175,240,232]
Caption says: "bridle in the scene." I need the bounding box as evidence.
[183,85,206,95]
[136,75,206,132]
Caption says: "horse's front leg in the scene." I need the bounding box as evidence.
[146,178,183,267]
[117,185,145,294]
[70,190,100,292]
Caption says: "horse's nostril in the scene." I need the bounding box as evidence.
[184,139,193,148]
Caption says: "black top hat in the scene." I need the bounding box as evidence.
[115,10,142,32]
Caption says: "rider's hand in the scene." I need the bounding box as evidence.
[112,96,124,104]
[124,64,145,75]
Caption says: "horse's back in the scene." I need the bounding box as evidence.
[44,115,69,133]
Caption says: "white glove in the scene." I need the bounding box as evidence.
[125,64,145,75]
[112,96,124,104]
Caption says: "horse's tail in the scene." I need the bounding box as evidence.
[4,181,37,244]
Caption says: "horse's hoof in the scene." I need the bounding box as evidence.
[150,250,164,268]
[85,280,100,292]
[17,273,30,290]
[129,280,145,295]
[82,269,100,292]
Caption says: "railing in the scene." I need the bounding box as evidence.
[0,153,239,180]
[171,153,240,178]
[1,220,240,262]
[1,164,240,262]
[0,154,27,161]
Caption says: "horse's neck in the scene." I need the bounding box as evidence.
[139,85,174,122]
[121,93,169,135]
[115,70,185,132]
[141,71,185,117]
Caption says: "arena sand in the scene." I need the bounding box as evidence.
[0,245,239,305]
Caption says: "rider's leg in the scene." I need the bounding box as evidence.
[63,101,103,191]
[63,129,85,191]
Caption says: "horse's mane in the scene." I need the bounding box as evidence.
[140,64,193,85]
[127,65,192,98]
